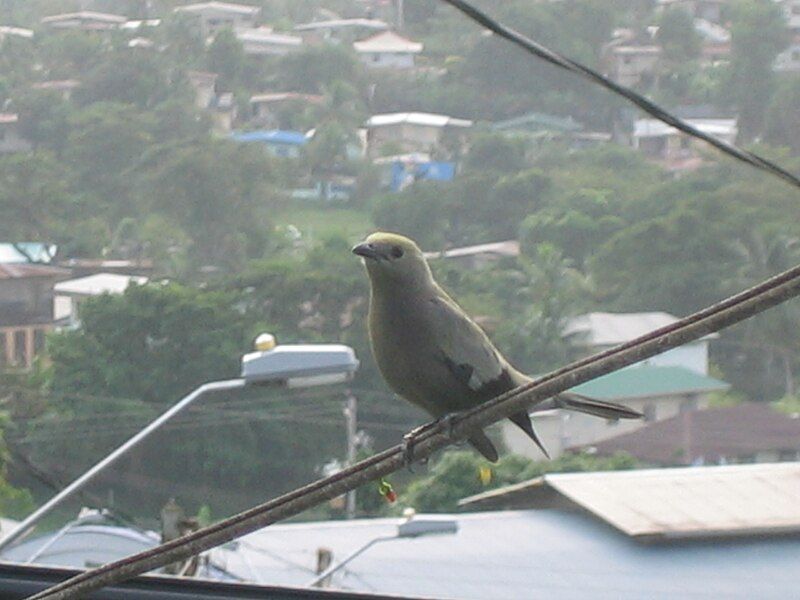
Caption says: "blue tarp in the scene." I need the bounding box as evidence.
[390,160,455,191]
[231,130,308,145]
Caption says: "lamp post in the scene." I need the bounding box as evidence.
[308,516,458,588]
[0,338,359,555]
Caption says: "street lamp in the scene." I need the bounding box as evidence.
[308,514,458,588]
[0,337,359,555]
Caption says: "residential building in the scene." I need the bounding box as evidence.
[604,43,661,87]
[0,263,70,369]
[56,258,153,279]
[353,31,423,69]
[781,0,800,31]
[40,11,127,31]
[231,130,308,158]
[502,364,729,459]
[632,117,738,170]
[694,18,731,65]
[248,93,324,128]
[364,112,472,159]
[564,311,716,375]
[187,71,218,110]
[574,402,800,465]
[657,0,727,24]
[423,240,520,269]
[31,80,81,101]
[294,18,388,44]
[54,273,148,326]
[0,114,32,154]
[173,2,260,37]
[186,72,237,133]
[234,26,303,56]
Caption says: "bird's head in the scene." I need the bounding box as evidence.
[352,232,433,290]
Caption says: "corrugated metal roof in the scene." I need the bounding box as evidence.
[354,31,423,54]
[294,19,389,32]
[366,113,472,129]
[564,311,719,345]
[634,118,737,139]
[423,240,520,260]
[574,403,800,464]
[40,11,127,24]
[0,263,70,280]
[461,463,800,541]
[218,505,800,599]
[570,365,728,400]
[174,2,261,16]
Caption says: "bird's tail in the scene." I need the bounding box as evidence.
[555,392,643,420]
[509,411,550,459]
[467,429,499,463]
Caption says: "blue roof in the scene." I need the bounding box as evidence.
[231,130,308,145]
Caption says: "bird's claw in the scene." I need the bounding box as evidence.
[401,413,460,469]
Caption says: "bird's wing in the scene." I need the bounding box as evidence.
[425,292,514,395]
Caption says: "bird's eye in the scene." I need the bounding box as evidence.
[390,246,404,259]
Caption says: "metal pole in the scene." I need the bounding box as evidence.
[308,535,394,587]
[344,391,357,519]
[0,379,246,554]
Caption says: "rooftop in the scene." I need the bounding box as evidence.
[0,243,56,264]
[174,2,261,16]
[460,463,800,542]
[569,365,729,401]
[235,27,303,47]
[634,117,738,138]
[294,19,389,32]
[40,11,128,25]
[366,112,472,129]
[249,92,324,105]
[353,31,423,54]
[0,26,34,38]
[576,403,800,464]
[53,273,148,297]
[424,240,521,260]
[564,311,719,346]
[0,263,70,280]
[0,113,19,125]
[231,130,309,145]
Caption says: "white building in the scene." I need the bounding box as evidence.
[353,31,423,69]
[40,11,127,31]
[0,114,32,154]
[365,112,472,159]
[234,26,303,56]
[632,117,737,170]
[0,26,34,41]
[502,311,727,460]
[605,44,661,87]
[294,18,388,44]
[775,32,800,73]
[174,2,260,36]
[54,273,148,326]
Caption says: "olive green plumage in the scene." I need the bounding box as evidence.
[353,232,641,462]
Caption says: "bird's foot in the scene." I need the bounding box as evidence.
[401,413,460,469]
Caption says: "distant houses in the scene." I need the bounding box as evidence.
[503,311,728,460]
[231,130,309,158]
[173,1,260,37]
[40,11,127,31]
[632,116,738,170]
[353,30,423,69]
[294,18,389,44]
[234,26,303,56]
[364,112,472,159]
[248,93,324,128]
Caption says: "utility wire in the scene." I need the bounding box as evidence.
[28,260,800,600]
[438,0,800,191]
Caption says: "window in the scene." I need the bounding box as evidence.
[13,330,26,366]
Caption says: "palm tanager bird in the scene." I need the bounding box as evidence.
[353,232,642,462]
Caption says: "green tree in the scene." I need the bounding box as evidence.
[464,134,528,174]
[207,29,245,88]
[764,76,800,153]
[723,0,788,141]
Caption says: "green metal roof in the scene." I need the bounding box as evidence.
[570,365,729,400]
[492,112,583,133]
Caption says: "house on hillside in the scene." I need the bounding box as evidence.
[0,263,70,369]
[632,117,737,170]
[231,130,308,158]
[502,364,729,459]
[503,311,727,459]
[0,26,34,41]
[373,153,457,192]
[173,2,260,37]
[248,92,324,128]
[353,31,423,69]
[694,18,731,65]
[604,43,661,87]
[574,403,800,465]
[423,240,520,269]
[294,18,388,44]
[40,11,127,31]
[365,112,472,159]
[234,26,303,56]
[564,311,717,375]
[0,114,32,154]
[54,273,148,327]
[31,79,81,101]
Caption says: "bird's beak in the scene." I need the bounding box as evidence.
[352,242,381,260]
